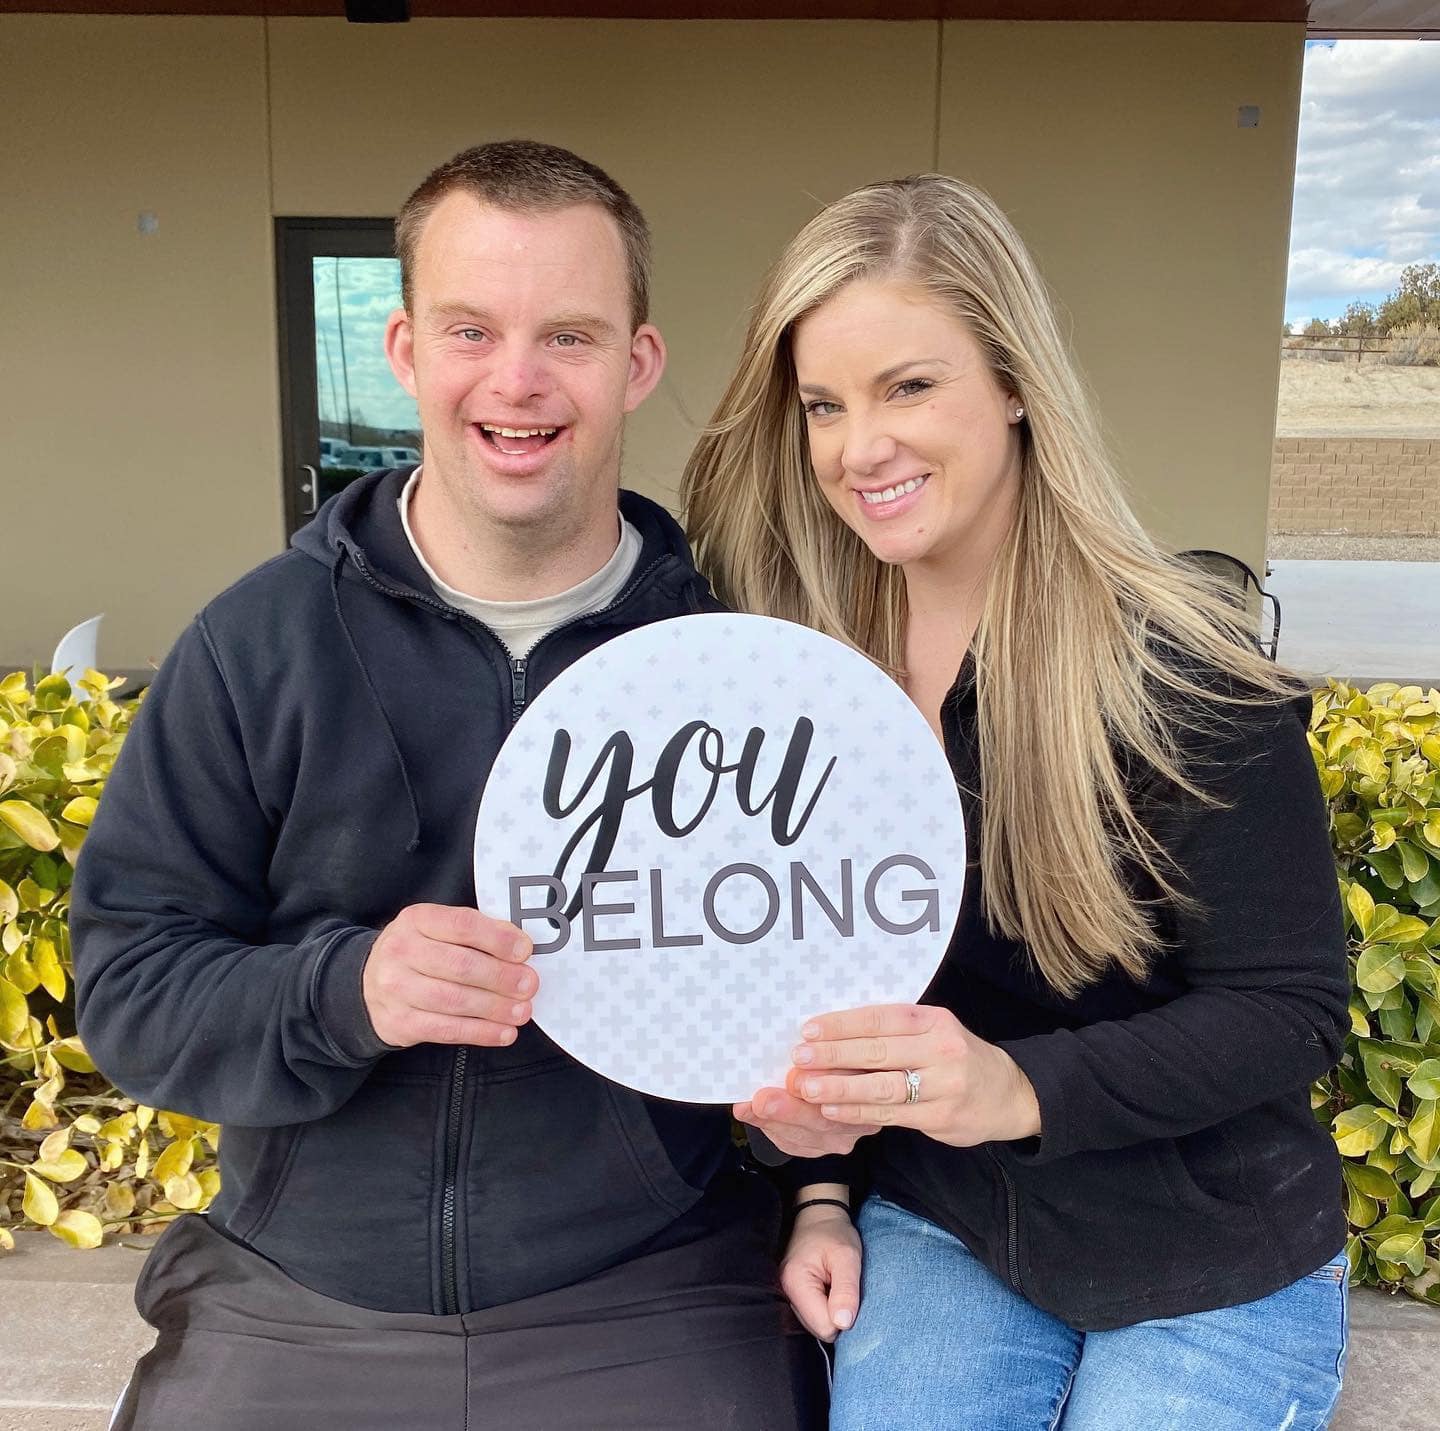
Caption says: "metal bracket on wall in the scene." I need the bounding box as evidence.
[344,0,409,22]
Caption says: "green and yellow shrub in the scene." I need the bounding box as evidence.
[0,669,218,1250]
[1311,680,1440,1300]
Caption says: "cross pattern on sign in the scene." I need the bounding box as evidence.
[473,613,966,1105]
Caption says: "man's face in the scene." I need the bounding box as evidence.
[386,194,664,548]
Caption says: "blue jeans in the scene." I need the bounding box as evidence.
[831,1196,1348,1431]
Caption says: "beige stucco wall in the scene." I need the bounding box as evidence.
[1,15,1303,669]
[938,21,1303,572]
[2,16,282,671]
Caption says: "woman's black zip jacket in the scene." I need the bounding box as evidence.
[70,469,747,1315]
[798,656,1349,1331]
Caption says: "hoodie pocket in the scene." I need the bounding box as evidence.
[217,1123,304,1243]
[1009,1132,1259,1323]
[1153,1126,1259,1228]
[242,1072,444,1312]
[601,1081,706,1216]
[464,1056,707,1307]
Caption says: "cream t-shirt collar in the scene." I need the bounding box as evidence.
[398,467,643,659]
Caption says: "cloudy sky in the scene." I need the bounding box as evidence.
[1285,39,1440,326]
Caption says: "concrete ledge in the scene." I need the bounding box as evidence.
[0,1232,156,1431]
[0,1231,1436,1429]
[1332,1287,1440,1430]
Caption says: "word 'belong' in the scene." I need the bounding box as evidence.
[509,855,941,954]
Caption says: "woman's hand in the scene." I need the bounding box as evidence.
[790,1004,1042,1147]
[733,1085,879,1157]
[781,1202,862,1341]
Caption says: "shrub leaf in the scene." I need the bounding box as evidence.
[1356,945,1406,993]
[1412,1100,1440,1165]
[22,1171,59,1226]
[30,1149,87,1183]
[1334,1104,1390,1156]
[48,1210,104,1250]
[0,801,60,853]
[1348,882,1377,937]
[0,977,29,1045]
[1407,1059,1440,1102]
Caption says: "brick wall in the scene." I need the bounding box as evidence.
[1270,437,1440,536]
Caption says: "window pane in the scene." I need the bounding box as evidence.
[312,257,421,503]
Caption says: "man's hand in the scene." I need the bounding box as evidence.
[733,1082,878,1158]
[362,904,536,1048]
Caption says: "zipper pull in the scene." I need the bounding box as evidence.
[510,656,528,722]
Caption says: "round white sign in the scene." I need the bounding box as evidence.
[473,613,966,1105]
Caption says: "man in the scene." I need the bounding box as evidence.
[73,140,824,1430]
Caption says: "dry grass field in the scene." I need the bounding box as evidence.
[1275,354,1440,437]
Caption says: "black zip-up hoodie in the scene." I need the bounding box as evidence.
[798,659,1349,1330]
[909,665,1347,1326]
[71,469,744,1315]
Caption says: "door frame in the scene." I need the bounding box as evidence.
[274,217,399,539]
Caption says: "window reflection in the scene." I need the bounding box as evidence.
[312,257,422,502]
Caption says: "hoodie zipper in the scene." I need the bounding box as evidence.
[438,1051,467,1314]
[346,546,686,1317]
[989,1147,1024,1294]
[509,656,528,723]
[437,654,531,1316]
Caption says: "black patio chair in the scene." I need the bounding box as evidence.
[1176,549,1282,662]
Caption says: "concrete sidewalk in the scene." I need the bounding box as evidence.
[1267,559,1440,688]
[0,1230,1433,1429]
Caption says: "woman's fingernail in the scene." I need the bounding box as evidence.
[821,1106,839,1119]
[792,1045,814,1065]
[802,1023,822,1040]
[834,1308,854,1330]
[803,1079,821,1098]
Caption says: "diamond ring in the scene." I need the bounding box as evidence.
[903,1068,922,1105]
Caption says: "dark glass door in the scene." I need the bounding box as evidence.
[275,219,422,538]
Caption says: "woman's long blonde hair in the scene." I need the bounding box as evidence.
[682,174,1302,997]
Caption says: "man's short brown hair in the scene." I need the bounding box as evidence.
[395,139,652,329]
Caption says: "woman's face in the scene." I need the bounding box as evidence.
[791,277,1024,576]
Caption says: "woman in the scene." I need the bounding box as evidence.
[681,176,1349,1429]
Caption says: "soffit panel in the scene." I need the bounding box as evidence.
[14,2,1438,32]
[1308,1,1440,35]
[4,2,1317,21]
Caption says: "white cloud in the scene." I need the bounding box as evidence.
[1285,40,1440,320]
[1287,247,1411,297]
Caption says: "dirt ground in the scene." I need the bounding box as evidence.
[1275,354,1440,437]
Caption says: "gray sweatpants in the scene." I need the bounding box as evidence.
[112,1210,827,1430]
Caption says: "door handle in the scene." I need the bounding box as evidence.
[300,465,319,516]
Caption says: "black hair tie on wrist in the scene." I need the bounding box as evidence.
[793,1197,851,1217]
